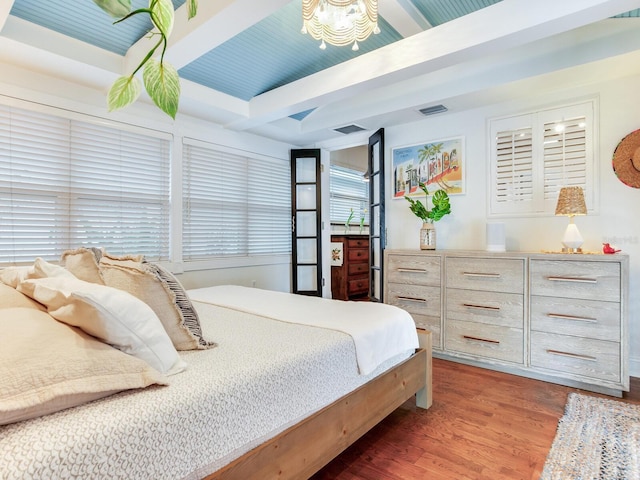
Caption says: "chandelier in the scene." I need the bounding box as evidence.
[301,0,380,51]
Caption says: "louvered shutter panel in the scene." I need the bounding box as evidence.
[490,114,535,215]
[0,104,170,264]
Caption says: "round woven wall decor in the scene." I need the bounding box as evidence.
[612,129,640,189]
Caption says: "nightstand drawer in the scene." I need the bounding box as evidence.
[446,289,524,328]
[445,320,523,364]
[530,259,620,301]
[531,296,620,342]
[446,257,524,293]
[531,331,620,382]
[387,254,441,287]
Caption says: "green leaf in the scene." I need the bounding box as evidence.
[143,59,180,119]
[107,75,141,112]
[187,0,198,20]
[92,0,131,18]
[150,0,175,37]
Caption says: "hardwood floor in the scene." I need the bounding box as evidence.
[312,358,640,480]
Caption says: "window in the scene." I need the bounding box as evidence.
[0,104,171,264]
[489,100,596,216]
[182,139,291,261]
[329,164,369,225]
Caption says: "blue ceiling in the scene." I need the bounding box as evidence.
[8,1,640,120]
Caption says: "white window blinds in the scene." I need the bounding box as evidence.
[0,104,171,264]
[489,100,595,216]
[329,164,369,225]
[182,139,291,260]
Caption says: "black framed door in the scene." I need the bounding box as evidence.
[368,128,385,302]
[290,149,322,296]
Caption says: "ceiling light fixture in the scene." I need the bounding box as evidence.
[301,0,380,51]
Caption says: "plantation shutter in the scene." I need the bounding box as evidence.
[182,139,291,261]
[0,104,171,264]
[329,164,369,226]
[490,114,536,215]
[489,99,595,216]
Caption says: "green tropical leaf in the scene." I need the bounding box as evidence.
[107,75,141,112]
[92,0,131,18]
[187,0,198,20]
[143,59,180,119]
[150,0,175,37]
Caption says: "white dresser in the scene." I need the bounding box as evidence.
[384,250,629,396]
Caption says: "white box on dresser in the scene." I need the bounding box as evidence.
[384,250,629,397]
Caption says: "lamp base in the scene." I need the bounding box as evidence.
[561,246,583,254]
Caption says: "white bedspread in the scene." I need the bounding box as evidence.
[0,301,415,480]
[187,285,419,375]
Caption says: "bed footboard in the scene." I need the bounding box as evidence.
[206,338,432,480]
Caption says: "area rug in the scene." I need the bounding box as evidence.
[540,392,640,479]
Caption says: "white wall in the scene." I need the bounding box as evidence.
[384,74,640,376]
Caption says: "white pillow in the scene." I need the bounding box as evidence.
[0,257,75,288]
[17,276,187,376]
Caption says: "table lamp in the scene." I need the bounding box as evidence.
[555,186,587,253]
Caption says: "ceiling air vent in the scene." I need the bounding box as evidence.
[333,124,366,135]
[419,104,448,116]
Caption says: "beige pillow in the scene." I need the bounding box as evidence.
[0,308,168,426]
[100,254,214,351]
[61,247,105,285]
[0,283,45,311]
[17,276,187,376]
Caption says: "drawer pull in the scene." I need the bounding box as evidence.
[547,313,597,323]
[463,303,500,311]
[463,335,500,345]
[397,296,427,303]
[397,268,428,273]
[547,276,597,284]
[463,272,501,279]
[546,349,596,361]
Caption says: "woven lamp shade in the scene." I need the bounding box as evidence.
[555,186,587,216]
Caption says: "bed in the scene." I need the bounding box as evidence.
[0,253,431,480]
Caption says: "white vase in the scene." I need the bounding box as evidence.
[420,222,436,250]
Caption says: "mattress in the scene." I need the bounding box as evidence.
[0,299,415,480]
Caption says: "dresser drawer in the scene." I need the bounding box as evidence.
[445,320,523,364]
[387,283,441,348]
[347,237,368,249]
[530,331,620,383]
[531,296,620,342]
[445,257,524,294]
[347,278,368,295]
[530,259,620,302]
[347,248,369,262]
[348,262,368,276]
[446,289,524,328]
[387,254,441,287]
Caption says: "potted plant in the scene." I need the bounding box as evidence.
[405,182,451,249]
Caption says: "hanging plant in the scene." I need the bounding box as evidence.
[92,0,198,119]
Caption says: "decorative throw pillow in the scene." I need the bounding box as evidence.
[0,283,45,311]
[17,276,187,376]
[61,247,105,285]
[99,254,214,351]
[0,307,168,426]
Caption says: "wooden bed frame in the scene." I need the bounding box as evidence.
[207,330,433,480]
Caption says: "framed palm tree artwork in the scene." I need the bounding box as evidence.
[392,137,465,198]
